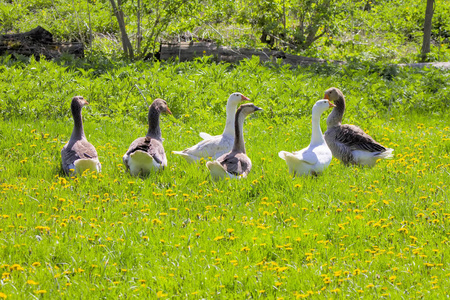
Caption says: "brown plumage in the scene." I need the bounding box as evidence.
[206,103,262,180]
[122,98,172,176]
[61,96,101,175]
[324,87,393,166]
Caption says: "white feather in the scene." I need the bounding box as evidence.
[206,161,243,181]
[74,158,101,174]
[126,150,164,176]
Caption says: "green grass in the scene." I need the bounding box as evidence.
[0,58,449,298]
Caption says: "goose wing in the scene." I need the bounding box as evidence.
[332,124,386,152]
[126,137,166,165]
[62,139,98,169]
[292,148,318,165]
[217,152,251,176]
[180,134,233,157]
[199,132,213,140]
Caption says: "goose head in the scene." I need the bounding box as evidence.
[313,99,336,115]
[324,87,345,104]
[71,96,89,111]
[227,92,250,106]
[151,98,172,115]
[237,103,263,117]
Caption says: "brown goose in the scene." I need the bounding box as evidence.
[206,103,262,180]
[61,96,101,175]
[122,98,172,176]
[324,87,393,166]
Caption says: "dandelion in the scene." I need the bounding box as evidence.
[34,290,47,294]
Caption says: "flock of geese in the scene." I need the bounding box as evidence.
[61,88,394,180]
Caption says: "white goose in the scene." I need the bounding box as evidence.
[61,96,101,175]
[279,99,335,176]
[324,87,394,166]
[206,103,262,180]
[173,92,250,163]
[123,99,172,176]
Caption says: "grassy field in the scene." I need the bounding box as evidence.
[0,57,449,298]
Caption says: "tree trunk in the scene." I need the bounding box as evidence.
[421,0,435,61]
[109,0,134,59]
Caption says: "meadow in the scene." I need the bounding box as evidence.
[0,54,449,299]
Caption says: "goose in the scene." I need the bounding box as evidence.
[173,92,250,162]
[61,96,101,175]
[206,103,262,180]
[278,99,335,176]
[122,98,172,176]
[323,87,394,166]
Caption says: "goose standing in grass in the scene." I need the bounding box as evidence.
[61,96,101,175]
[123,98,172,176]
[324,87,394,166]
[173,92,250,163]
[278,99,335,176]
[206,103,262,180]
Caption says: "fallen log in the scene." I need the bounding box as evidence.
[0,26,84,60]
[159,42,341,66]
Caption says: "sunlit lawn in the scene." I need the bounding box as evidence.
[1,104,449,298]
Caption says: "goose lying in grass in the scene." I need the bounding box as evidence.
[61,96,101,175]
[173,92,250,163]
[324,87,394,166]
[206,103,262,180]
[123,99,172,176]
[279,99,335,176]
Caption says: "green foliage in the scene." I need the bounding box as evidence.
[2,0,450,62]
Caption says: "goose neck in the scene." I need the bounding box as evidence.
[310,111,325,145]
[146,105,162,140]
[71,104,85,140]
[326,97,345,127]
[232,109,246,153]
[222,101,239,136]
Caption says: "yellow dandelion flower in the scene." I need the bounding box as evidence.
[34,290,47,294]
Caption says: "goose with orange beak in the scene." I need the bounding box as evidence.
[279,99,334,176]
[323,87,393,166]
[173,92,250,163]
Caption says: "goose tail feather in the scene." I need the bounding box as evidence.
[74,158,101,174]
[376,148,394,159]
[172,151,198,163]
[206,161,228,180]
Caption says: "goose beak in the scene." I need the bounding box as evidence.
[84,100,89,106]
[255,106,263,111]
[324,94,329,100]
[328,100,336,108]
[166,108,173,115]
[241,95,250,101]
